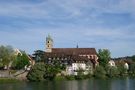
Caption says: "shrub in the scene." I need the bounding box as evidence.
[129,63,135,76]
[27,63,46,81]
[54,76,66,81]
[12,53,30,70]
[117,64,127,76]
[27,63,62,81]
[65,75,75,80]
[94,66,106,78]
[107,66,119,77]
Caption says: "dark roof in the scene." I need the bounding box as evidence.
[72,55,89,61]
[50,48,97,55]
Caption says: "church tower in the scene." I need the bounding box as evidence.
[46,34,53,52]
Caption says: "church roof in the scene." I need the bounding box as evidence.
[45,48,97,64]
[45,48,97,55]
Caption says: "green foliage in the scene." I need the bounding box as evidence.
[0,45,15,68]
[12,52,30,70]
[75,68,85,80]
[94,65,106,78]
[27,62,62,81]
[132,55,135,62]
[54,76,66,81]
[32,50,45,62]
[129,63,135,76]
[106,66,119,77]
[0,78,20,83]
[27,63,46,81]
[98,49,111,67]
[44,64,61,80]
[117,63,127,76]
[65,75,75,80]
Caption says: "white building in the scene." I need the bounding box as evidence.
[124,62,129,70]
[108,60,116,67]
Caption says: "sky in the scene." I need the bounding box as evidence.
[0,0,135,58]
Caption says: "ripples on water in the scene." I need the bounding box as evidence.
[0,78,135,90]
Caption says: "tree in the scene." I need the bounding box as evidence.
[0,45,15,69]
[106,66,119,77]
[32,50,45,62]
[94,65,106,78]
[132,55,135,62]
[117,63,127,76]
[27,63,61,81]
[128,63,135,76]
[27,63,46,81]
[44,64,60,80]
[12,52,30,70]
[98,49,111,67]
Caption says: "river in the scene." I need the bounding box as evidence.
[0,78,135,90]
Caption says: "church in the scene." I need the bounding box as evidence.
[45,35,98,75]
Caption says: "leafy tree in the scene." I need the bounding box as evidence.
[27,63,46,81]
[27,62,62,81]
[132,55,135,62]
[32,50,45,62]
[117,63,127,76]
[94,65,106,78]
[129,63,135,76]
[44,64,60,80]
[0,45,15,69]
[106,66,119,77]
[98,49,111,67]
[12,52,30,70]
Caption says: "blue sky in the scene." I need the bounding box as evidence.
[0,0,135,57]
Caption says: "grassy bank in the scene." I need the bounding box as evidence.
[0,78,20,83]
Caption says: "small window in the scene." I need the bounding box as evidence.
[48,41,49,43]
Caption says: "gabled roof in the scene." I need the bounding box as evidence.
[50,48,97,55]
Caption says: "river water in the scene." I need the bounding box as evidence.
[0,78,135,90]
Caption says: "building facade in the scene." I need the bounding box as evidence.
[45,35,98,75]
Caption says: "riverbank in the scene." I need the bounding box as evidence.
[0,78,21,83]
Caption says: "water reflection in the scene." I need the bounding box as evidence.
[0,78,135,90]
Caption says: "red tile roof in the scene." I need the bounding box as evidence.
[50,48,97,55]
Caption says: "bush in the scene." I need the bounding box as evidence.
[54,76,66,81]
[94,66,106,78]
[106,66,119,77]
[27,63,46,81]
[12,53,30,70]
[65,75,75,80]
[74,69,84,80]
[129,63,135,76]
[117,64,127,76]
[27,63,62,81]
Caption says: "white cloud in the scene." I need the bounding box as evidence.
[0,0,135,57]
[0,0,135,20]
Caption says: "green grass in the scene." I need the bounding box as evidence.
[54,76,66,81]
[0,78,20,83]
